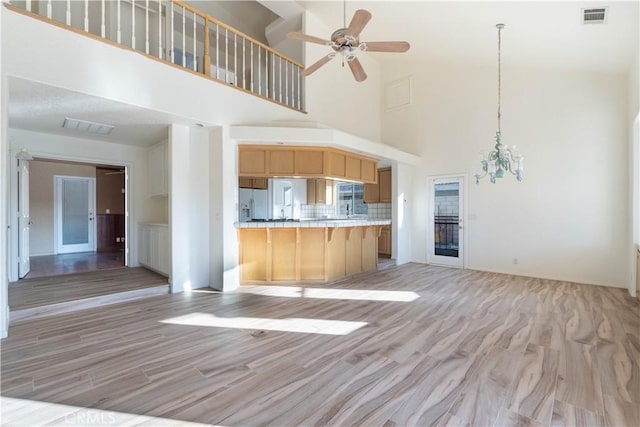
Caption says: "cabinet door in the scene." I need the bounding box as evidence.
[364,183,379,203]
[345,156,361,180]
[327,151,346,178]
[295,150,324,175]
[306,179,316,204]
[252,178,268,189]
[156,226,170,275]
[138,225,151,266]
[268,150,295,175]
[378,226,391,255]
[239,148,267,175]
[379,168,392,203]
[361,158,377,183]
[239,177,253,188]
[315,179,326,204]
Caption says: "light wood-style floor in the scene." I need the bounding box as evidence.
[26,251,126,279]
[9,268,169,310]
[2,263,639,426]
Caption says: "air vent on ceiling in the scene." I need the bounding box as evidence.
[582,7,608,24]
[62,117,114,135]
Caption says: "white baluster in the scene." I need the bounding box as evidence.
[285,60,289,105]
[170,1,174,63]
[225,28,229,82]
[298,66,301,109]
[158,0,162,59]
[131,0,136,49]
[242,37,246,89]
[272,53,275,99]
[101,0,105,38]
[266,51,269,98]
[234,33,238,85]
[215,24,219,79]
[250,43,254,92]
[84,0,89,32]
[66,0,70,25]
[26,0,31,13]
[117,0,121,44]
[145,0,149,54]
[192,11,197,71]
[47,0,52,19]
[279,56,282,103]
[181,7,185,67]
[258,47,262,95]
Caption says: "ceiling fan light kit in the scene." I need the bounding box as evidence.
[286,6,409,82]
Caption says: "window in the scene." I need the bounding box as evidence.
[336,183,367,216]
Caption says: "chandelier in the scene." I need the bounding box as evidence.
[475,24,523,184]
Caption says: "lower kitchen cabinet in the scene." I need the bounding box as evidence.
[138,223,170,276]
[378,225,391,257]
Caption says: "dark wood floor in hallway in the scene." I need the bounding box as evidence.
[1,264,639,426]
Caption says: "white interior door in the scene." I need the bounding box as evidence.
[428,176,464,267]
[18,159,30,278]
[55,176,96,254]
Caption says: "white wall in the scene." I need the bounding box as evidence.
[630,47,639,296]
[383,61,630,288]
[302,11,383,142]
[7,129,151,281]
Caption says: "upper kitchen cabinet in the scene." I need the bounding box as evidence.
[239,177,268,189]
[364,167,392,203]
[148,141,168,197]
[295,150,325,175]
[378,168,392,202]
[238,146,378,183]
[307,178,333,205]
[239,148,267,175]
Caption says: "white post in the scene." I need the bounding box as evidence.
[145,0,149,54]
[285,60,289,106]
[181,7,185,67]
[192,11,197,71]
[298,66,301,109]
[26,0,31,12]
[101,0,106,38]
[250,43,254,93]
[279,56,282,103]
[84,0,89,32]
[258,47,262,95]
[158,0,162,59]
[170,1,174,63]
[242,37,246,89]
[234,33,237,85]
[225,28,229,82]
[65,0,70,25]
[47,0,52,19]
[117,0,121,44]
[215,24,219,79]
[131,0,136,49]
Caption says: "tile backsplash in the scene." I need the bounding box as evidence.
[301,203,391,219]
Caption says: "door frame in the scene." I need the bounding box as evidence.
[427,174,467,268]
[54,175,97,254]
[8,152,132,282]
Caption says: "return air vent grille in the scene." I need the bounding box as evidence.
[62,117,114,135]
[582,7,608,24]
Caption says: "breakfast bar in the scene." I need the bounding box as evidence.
[236,219,391,284]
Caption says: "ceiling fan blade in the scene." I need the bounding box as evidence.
[286,32,330,45]
[303,55,334,76]
[346,9,372,38]
[348,58,367,82]
[363,41,410,53]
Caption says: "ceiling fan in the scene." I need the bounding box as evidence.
[287,7,410,82]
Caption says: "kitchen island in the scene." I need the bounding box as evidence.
[236,219,391,284]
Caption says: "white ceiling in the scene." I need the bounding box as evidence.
[298,1,639,73]
[8,77,199,147]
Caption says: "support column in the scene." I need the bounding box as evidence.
[169,124,191,292]
[1,3,9,338]
[393,163,414,266]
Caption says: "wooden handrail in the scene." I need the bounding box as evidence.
[172,0,304,69]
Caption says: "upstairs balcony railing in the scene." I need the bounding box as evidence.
[7,0,305,112]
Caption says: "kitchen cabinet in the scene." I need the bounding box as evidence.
[379,168,392,202]
[364,168,391,203]
[238,146,378,183]
[239,177,268,189]
[307,179,333,205]
[379,225,391,256]
[148,141,168,197]
[295,150,324,175]
[138,223,170,276]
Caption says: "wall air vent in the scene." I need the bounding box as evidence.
[582,7,608,24]
[62,117,114,135]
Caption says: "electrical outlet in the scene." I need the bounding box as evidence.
[116,237,120,242]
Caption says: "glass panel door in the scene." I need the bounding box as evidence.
[55,176,96,254]
[429,176,464,267]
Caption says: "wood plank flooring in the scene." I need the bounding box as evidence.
[26,251,125,279]
[1,263,639,426]
[9,268,169,310]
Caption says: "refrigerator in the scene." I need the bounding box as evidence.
[239,188,268,221]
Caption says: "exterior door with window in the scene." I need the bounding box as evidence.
[55,176,96,254]
[428,176,464,267]
[18,159,30,278]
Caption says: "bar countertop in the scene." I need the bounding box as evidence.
[234,219,391,228]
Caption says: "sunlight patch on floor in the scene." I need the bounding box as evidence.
[0,397,218,427]
[160,313,367,335]
[236,285,420,302]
